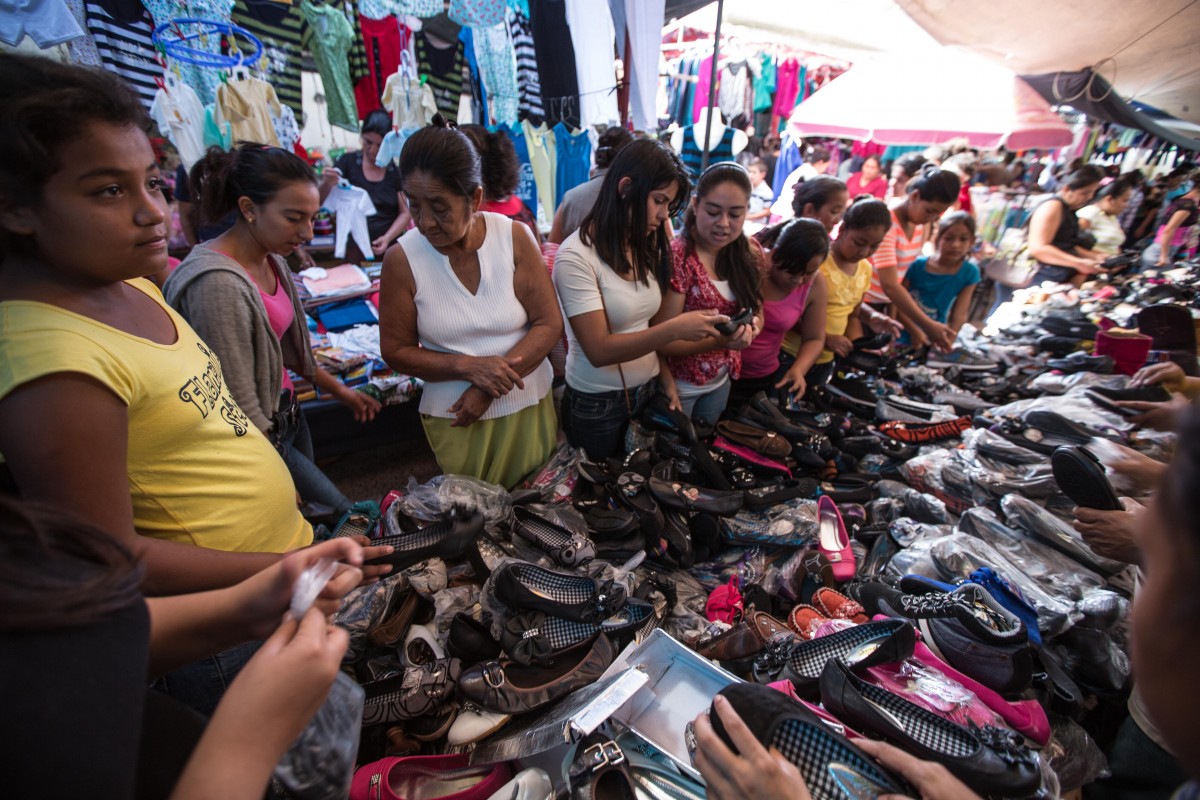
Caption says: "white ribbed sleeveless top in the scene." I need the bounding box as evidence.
[402,211,552,420]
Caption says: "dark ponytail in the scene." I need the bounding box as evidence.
[459,123,519,201]
[840,196,891,231]
[595,126,634,169]
[682,162,762,311]
[770,218,830,274]
[906,164,961,204]
[189,142,316,226]
[398,113,482,200]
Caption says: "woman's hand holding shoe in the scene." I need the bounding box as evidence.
[723,324,756,351]
[669,308,729,342]
[825,333,854,358]
[692,695,810,800]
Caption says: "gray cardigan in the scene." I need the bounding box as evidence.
[164,246,317,433]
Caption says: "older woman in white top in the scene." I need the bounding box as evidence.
[379,115,562,488]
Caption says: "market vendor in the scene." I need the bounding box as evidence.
[379,116,562,488]
[318,110,411,259]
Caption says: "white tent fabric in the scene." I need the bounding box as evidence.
[785,51,1073,149]
[895,0,1200,124]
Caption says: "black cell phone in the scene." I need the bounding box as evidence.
[1085,390,1141,419]
[715,307,753,336]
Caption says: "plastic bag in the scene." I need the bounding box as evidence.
[1041,715,1110,791]
[334,571,410,665]
[1001,494,1128,576]
[525,442,583,501]
[399,474,511,525]
[720,501,817,548]
[274,672,364,800]
[877,480,949,524]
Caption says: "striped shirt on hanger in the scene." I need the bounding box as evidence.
[507,5,541,120]
[231,0,307,124]
[84,0,159,109]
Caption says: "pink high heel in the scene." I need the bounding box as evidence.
[817,496,856,582]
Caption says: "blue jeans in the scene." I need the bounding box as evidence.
[678,379,731,426]
[561,381,654,461]
[151,640,262,717]
[274,395,351,517]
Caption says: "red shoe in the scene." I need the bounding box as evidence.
[877,416,972,443]
[787,604,830,640]
[816,496,855,582]
[811,587,868,623]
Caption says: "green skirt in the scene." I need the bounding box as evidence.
[421,391,558,489]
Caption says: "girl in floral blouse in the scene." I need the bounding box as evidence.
[654,163,764,423]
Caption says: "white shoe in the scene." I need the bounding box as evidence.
[447,702,511,746]
[486,768,553,800]
[401,623,445,668]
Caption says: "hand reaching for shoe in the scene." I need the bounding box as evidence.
[1129,360,1186,392]
[1095,442,1166,493]
[692,695,811,800]
[855,739,983,800]
[1116,396,1192,432]
[826,333,854,358]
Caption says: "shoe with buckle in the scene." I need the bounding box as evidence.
[365,504,485,571]
[500,599,658,665]
[819,659,1041,797]
[568,735,636,800]
[816,496,855,582]
[458,634,615,715]
[492,562,628,624]
[361,658,462,726]
[708,682,910,798]
[512,506,597,568]
[751,619,916,698]
[648,476,744,516]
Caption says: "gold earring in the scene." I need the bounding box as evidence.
[248,216,255,223]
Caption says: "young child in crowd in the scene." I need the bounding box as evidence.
[865,165,962,350]
[746,158,775,223]
[901,212,981,342]
[732,218,830,404]
[655,162,762,423]
[809,198,895,386]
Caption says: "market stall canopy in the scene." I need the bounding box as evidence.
[1022,70,1200,152]
[895,0,1200,125]
[786,51,1074,149]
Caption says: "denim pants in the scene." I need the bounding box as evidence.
[561,381,654,461]
[677,378,731,426]
[151,640,262,717]
[273,393,352,517]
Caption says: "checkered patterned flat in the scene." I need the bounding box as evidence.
[492,561,627,624]
[512,507,596,567]
[752,619,916,697]
[499,599,659,664]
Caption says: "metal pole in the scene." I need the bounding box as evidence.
[700,0,724,171]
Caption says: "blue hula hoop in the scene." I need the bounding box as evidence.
[152,18,264,69]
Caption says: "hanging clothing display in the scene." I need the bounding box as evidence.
[553,122,591,207]
[230,0,305,123]
[458,24,487,125]
[381,70,438,130]
[334,151,402,242]
[416,31,466,122]
[150,76,206,169]
[354,14,407,118]
[772,57,801,117]
[507,4,542,121]
[528,0,579,128]
[203,103,232,149]
[217,76,282,147]
[0,0,85,48]
[344,0,371,89]
[753,52,775,113]
[563,0,618,128]
[141,0,235,106]
[331,184,377,260]
[692,54,714,123]
[397,0,441,14]
[623,0,662,132]
[717,60,753,123]
[677,125,738,177]
[472,20,519,126]
[272,104,302,152]
[300,0,359,131]
[64,0,101,65]
[448,0,504,27]
[500,122,539,219]
[522,119,556,221]
[83,0,159,109]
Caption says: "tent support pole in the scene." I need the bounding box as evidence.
[700,0,724,171]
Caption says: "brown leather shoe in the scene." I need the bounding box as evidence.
[458,635,615,715]
[716,420,794,459]
[369,590,430,648]
[696,606,793,674]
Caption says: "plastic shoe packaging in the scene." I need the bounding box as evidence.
[527,443,584,502]
[400,474,512,527]
[876,480,949,524]
[719,500,818,547]
[335,571,412,665]
[1041,715,1111,792]
[1028,371,1124,397]
[468,630,737,791]
[1000,494,1129,577]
